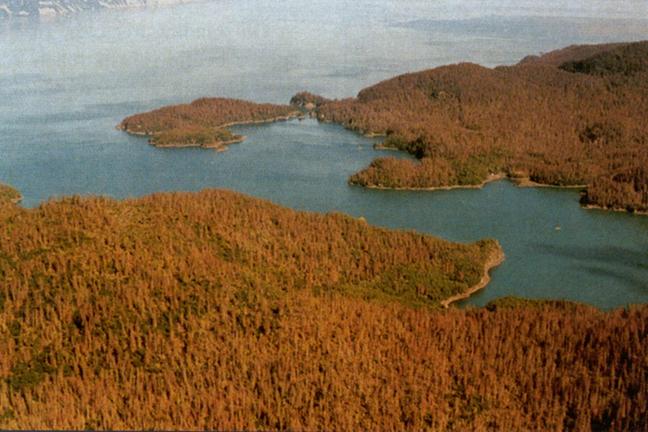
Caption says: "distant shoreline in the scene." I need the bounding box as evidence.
[354,172,648,215]
[356,172,506,191]
[218,112,304,129]
[511,176,587,189]
[355,168,591,192]
[151,135,247,150]
[441,245,505,308]
[583,203,648,216]
[118,112,303,137]
[119,112,302,150]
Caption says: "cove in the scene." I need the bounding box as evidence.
[3,117,648,309]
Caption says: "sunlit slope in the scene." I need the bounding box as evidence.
[308,41,648,213]
[0,187,645,429]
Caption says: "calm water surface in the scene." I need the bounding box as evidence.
[1,0,647,308]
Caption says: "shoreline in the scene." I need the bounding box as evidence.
[511,176,587,189]
[364,131,387,138]
[355,172,506,192]
[118,111,304,137]
[120,109,644,217]
[356,174,648,216]
[373,144,403,152]
[119,111,303,151]
[151,135,247,150]
[583,203,648,216]
[440,245,506,309]
[356,173,590,192]
[218,111,304,129]
[336,123,598,193]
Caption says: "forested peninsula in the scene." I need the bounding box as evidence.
[0,186,646,430]
[119,98,302,151]
[121,42,648,213]
[304,41,648,213]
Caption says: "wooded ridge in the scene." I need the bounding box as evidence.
[305,41,648,213]
[0,186,644,430]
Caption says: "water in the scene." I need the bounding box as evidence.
[1,0,647,308]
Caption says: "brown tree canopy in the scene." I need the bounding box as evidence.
[303,41,648,213]
[120,98,302,149]
[0,184,20,204]
[120,42,648,212]
[0,187,645,430]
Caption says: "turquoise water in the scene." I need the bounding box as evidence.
[1,0,647,308]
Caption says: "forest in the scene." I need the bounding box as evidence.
[0,184,20,204]
[0,185,645,430]
[305,41,648,213]
[119,97,302,149]
[121,42,648,213]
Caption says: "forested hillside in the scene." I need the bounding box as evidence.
[0,186,645,429]
[121,42,648,213]
[306,41,648,213]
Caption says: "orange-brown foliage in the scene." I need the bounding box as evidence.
[305,41,648,212]
[518,42,630,67]
[121,97,300,134]
[0,188,645,430]
[0,185,20,204]
[119,98,301,149]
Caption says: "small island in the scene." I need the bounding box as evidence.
[120,97,303,151]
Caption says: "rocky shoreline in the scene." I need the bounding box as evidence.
[440,244,506,308]
[354,172,506,192]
